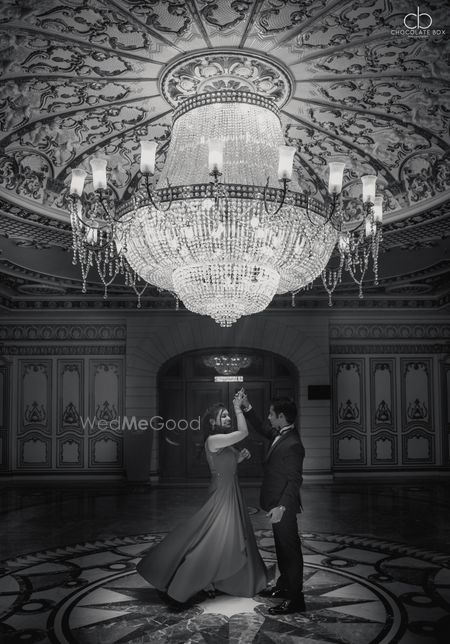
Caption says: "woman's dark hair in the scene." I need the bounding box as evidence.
[270,397,297,424]
[202,402,227,443]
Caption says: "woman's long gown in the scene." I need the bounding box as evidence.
[136,443,268,602]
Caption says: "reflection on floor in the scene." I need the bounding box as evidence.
[1,482,449,643]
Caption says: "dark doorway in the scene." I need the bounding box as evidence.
[158,348,298,482]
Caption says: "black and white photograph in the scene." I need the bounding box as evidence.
[0,0,449,642]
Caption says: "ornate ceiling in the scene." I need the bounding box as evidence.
[0,0,449,312]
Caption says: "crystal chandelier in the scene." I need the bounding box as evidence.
[68,51,383,327]
[203,354,253,375]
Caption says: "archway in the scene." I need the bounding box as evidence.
[124,313,332,482]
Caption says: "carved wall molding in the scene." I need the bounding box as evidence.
[58,360,83,434]
[0,293,446,311]
[0,345,126,356]
[0,324,126,342]
[371,432,398,466]
[18,433,51,468]
[57,434,84,468]
[330,343,450,355]
[330,324,450,341]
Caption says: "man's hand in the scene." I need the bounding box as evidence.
[241,392,250,411]
[238,448,251,462]
[266,506,285,523]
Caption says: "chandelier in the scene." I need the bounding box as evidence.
[203,354,253,376]
[68,50,383,327]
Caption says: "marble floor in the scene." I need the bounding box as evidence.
[1,479,449,643]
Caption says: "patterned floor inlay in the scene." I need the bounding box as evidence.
[1,531,449,643]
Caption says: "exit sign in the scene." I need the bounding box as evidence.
[214,376,244,382]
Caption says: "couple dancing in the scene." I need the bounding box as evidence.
[137,389,306,615]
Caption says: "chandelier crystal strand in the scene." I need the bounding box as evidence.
[68,52,383,324]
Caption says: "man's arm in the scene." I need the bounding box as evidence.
[277,443,304,508]
[243,407,276,441]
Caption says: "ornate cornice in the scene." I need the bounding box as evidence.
[0,198,70,232]
[330,343,450,355]
[0,345,125,355]
[329,323,450,341]
[0,324,126,342]
[0,293,447,311]
[0,208,71,250]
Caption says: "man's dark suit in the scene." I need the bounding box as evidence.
[244,407,305,599]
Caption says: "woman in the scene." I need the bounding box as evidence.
[136,391,268,604]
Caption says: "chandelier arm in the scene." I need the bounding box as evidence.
[303,195,316,226]
[144,172,161,210]
[114,207,136,226]
[69,195,112,233]
[323,192,340,225]
[144,173,173,212]
[347,202,374,234]
[98,189,114,222]
[263,177,289,216]
[160,178,174,212]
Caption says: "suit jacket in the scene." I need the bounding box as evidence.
[244,408,305,513]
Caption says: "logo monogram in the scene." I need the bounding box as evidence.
[403,7,433,29]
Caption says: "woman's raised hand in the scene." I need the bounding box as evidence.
[233,388,245,412]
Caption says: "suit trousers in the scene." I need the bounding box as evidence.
[272,509,303,598]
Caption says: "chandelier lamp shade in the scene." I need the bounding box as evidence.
[68,51,383,327]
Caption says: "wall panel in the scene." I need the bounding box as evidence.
[332,359,366,467]
[0,324,126,476]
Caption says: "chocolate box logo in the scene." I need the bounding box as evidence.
[391,6,446,38]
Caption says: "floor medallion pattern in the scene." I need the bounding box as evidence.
[1,531,449,643]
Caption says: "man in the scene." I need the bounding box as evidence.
[241,394,306,614]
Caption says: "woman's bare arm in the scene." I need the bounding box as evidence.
[207,406,248,452]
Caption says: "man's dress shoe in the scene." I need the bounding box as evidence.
[258,587,289,599]
[268,596,306,615]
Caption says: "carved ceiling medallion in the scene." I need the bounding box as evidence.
[159,49,294,107]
